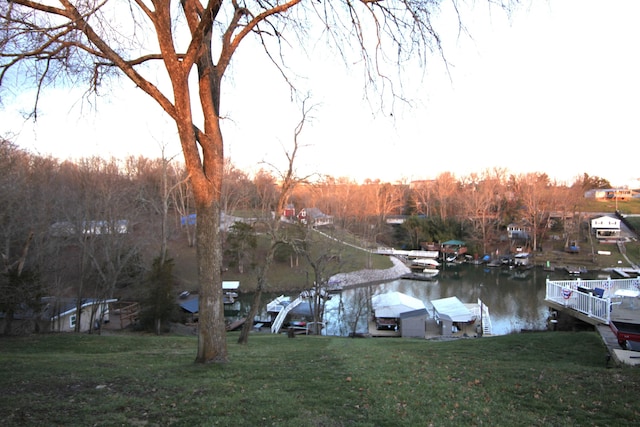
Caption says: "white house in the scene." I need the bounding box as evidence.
[297,208,333,227]
[507,223,530,240]
[0,297,117,333]
[590,215,621,239]
[584,188,633,201]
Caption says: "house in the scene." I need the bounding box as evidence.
[584,188,634,201]
[46,297,117,332]
[385,215,407,225]
[591,215,621,239]
[297,207,333,227]
[507,223,530,240]
[50,219,129,236]
[0,297,117,334]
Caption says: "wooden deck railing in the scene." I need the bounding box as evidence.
[114,302,139,329]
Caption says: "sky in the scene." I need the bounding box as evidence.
[2,0,639,188]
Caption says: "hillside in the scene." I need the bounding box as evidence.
[164,204,640,295]
[2,332,640,426]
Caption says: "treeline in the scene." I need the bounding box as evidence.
[0,140,610,333]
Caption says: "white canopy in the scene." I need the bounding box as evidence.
[431,296,475,323]
[372,291,426,318]
[412,258,441,267]
[222,281,240,290]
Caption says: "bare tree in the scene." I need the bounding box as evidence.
[460,170,503,254]
[237,97,314,344]
[433,172,459,220]
[292,228,344,335]
[1,0,511,363]
[169,163,196,247]
[512,172,552,252]
[221,160,253,216]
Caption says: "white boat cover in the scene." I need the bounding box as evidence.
[430,296,475,323]
[222,281,240,290]
[412,258,441,267]
[372,291,426,318]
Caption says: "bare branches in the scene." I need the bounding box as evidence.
[2,0,177,119]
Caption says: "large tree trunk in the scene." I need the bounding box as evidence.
[194,198,227,363]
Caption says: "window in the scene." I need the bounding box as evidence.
[70,314,77,329]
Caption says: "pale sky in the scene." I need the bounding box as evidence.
[2,0,639,188]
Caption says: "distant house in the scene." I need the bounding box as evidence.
[584,188,633,201]
[0,297,117,334]
[297,208,333,227]
[590,215,621,239]
[507,223,530,240]
[282,204,296,220]
[50,220,129,236]
[385,215,407,225]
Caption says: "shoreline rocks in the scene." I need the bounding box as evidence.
[328,256,410,289]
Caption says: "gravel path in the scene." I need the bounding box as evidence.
[328,256,411,289]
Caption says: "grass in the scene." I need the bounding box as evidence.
[578,198,640,215]
[2,332,640,426]
[170,227,393,293]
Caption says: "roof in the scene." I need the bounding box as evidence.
[179,298,199,314]
[39,297,117,320]
[301,207,331,219]
[442,240,465,246]
[399,308,428,319]
[431,296,474,323]
[590,216,621,228]
[372,292,426,318]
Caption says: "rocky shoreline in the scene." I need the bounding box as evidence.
[328,256,411,289]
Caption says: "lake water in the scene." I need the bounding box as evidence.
[238,264,602,336]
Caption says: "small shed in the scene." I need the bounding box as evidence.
[591,215,621,239]
[399,308,428,338]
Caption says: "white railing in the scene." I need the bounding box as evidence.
[271,296,304,334]
[468,299,493,336]
[481,300,493,336]
[545,277,640,324]
[266,295,290,313]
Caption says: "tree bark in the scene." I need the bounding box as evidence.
[194,198,227,363]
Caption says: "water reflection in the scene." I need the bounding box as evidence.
[237,264,599,337]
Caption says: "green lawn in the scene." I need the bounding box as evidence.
[1,332,640,426]
[579,198,640,215]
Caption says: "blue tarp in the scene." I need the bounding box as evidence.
[181,214,197,226]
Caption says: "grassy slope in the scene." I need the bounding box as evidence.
[170,227,393,293]
[2,332,640,426]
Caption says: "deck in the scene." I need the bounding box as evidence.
[545,277,640,365]
[545,277,640,326]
